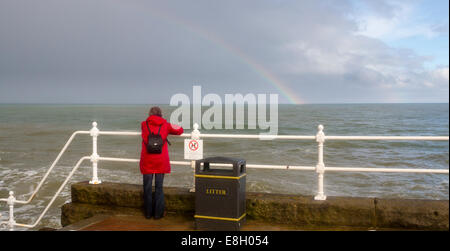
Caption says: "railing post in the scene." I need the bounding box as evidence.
[7,191,16,230]
[314,125,327,200]
[189,123,200,193]
[89,122,101,184]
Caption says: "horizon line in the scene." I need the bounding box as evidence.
[0,102,448,105]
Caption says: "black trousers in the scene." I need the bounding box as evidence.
[143,173,165,218]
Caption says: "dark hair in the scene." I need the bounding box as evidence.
[149,106,162,117]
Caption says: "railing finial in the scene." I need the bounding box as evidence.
[316,124,325,143]
[318,124,324,132]
[90,121,99,137]
[192,123,200,140]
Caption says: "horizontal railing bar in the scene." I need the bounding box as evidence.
[325,136,449,141]
[99,157,316,170]
[180,161,316,171]
[98,131,140,136]
[98,131,449,141]
[247,164,316,171]
[98,131,193,138]
[326,167,449,174]
[96,156,446,174]
[98,157,139,162]
[98,131,315,140]
[199,134,316,140]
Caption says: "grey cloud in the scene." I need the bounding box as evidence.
[432,23,449,34]
[0,0,447,104]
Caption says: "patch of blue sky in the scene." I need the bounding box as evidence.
[350,0,449,69]
[388,36,448,69]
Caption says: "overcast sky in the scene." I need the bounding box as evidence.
[0,0,448,104]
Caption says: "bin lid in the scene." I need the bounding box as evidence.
[195,156,246,177]
[201,156,245,165]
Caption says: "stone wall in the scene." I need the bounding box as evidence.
[61,181,449,230]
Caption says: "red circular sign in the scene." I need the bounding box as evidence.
[188,140,199,151]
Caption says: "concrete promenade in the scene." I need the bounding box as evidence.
[60,214,322,231]
[60,181,449,231]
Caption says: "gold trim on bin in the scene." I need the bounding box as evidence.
[194,213,246,222]
[194,173,247,180]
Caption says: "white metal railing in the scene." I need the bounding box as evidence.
[0,122,448,230]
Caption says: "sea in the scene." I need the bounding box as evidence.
[0,103,448,230]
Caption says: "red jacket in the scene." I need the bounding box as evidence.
[139,115,184,174]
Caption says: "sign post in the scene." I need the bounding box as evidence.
[186,123,203,192]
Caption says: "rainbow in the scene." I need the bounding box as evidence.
[119,2,305,104]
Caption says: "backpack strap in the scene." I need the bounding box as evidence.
[157,124,162,135]
[146,122,162,135]
[146,121,151,135]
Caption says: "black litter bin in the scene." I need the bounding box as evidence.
[194,156,246,231]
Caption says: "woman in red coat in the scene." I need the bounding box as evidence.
[140,107,184,219]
